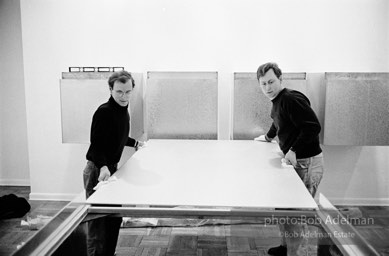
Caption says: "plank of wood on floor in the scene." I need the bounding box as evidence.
[252,224,280,238]
[168,235,197,250]
[114,247,135,256]
[196,248,228,256]
[226,224,256,237]
[139,247,167,256]
[139,235,170,248]
[227,236,251,251]
[150,227,172,236]
[197,225,225,237]
[254,236,281,248]
[117,234,142,247]
[228,250,260,256]
[197,235,226,249]
[121,227,151,236]
[170,227,198,236]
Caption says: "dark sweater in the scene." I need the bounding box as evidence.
[266,88,322,158]
[86,96,137,172]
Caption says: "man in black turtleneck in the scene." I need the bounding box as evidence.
[83,71,145,256]
[255,62,324,256]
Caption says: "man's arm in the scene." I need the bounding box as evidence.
[254,123,277,142]
[126,138,146,150]
[90,109,111,169]
[90,109,113,181]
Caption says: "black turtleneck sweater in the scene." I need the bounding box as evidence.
[266,88,322,159]
[86,96,137,172]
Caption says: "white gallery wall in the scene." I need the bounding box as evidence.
[0,0,30,186]
[0,0,388,204]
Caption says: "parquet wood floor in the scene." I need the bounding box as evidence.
[1,186,389,256]
[0,186,69,255]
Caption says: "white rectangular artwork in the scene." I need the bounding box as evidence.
[146,72,218,139]
[323,73,389,145]
[60,73,144,144]
[233,72,307,140]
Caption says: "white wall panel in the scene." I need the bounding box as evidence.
[324,73,389,145]
[146,72,217,139]
[233,73,307,140]
[60,73,144,143]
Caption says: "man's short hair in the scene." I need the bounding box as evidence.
[108,71,135,89]
[257,62,282,80]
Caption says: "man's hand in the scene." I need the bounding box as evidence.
[98,166,111,182]
[254,135,271,142]
[284,150,297,166]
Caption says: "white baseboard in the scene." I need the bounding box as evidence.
[327,197,389,206]
[29,192,79,201]
[0,179,30,186]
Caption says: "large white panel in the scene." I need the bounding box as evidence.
[146,72,218,139]
[88,140,317,209]
[60,73,144,143]
[323,73,389,145]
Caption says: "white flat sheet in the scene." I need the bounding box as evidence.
[87,139,317,209]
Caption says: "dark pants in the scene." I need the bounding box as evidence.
[83,161,122,256]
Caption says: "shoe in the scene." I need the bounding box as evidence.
[268,245,287,256]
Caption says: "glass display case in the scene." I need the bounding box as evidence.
[12,194,382,256]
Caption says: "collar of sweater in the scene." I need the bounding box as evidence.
[271,88,287,102]
[108,96,129,112]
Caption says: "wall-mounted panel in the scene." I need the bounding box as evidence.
[146,72,217,139]
[233,72,307,140]
[60,73,144,143]
[324,73,389,145]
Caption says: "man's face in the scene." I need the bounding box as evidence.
[259,69,283,100]
[110,80,133,107]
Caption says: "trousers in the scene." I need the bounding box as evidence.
[280,153,324,255]
[83,161,122,256]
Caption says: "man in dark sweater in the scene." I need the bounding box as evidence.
[255,62,324,256]
[83,70,145,256]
